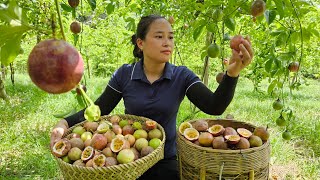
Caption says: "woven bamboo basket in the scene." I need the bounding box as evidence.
[54,114,166,180]
[177,118,270,180]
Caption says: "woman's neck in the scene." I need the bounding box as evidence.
[143,59,166,83]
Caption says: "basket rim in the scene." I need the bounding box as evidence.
[177,118,270,154]
[56,114,166,171]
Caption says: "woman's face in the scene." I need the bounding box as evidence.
[137,18,174,63]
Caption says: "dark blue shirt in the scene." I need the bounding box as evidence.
[108,60,201,159]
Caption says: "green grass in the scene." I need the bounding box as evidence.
[0,74,319,179]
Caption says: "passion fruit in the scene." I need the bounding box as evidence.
[212,136,228,149]
[105,157,118,166]
[208,124,225,136]
[69,138,85,150]
[178,122,193,135]
[110,137,126,153]
[253,126,269,141]
[117,149,135,164]
[124,134,136,147]
[251,0,266,17]
[207,43,220,58]
[192,120,208,132]
[81,146,94,162]
[288,62,299,72]
[224,127,238,136]
[91,134,108,150]
[148,138,161,149]
[236,137,250,149]
[230,35,244,52]
[104,130,115,143]
[68,0,79,8]
[68,147,82,161]
[198,132,214,147]
[183,128,200,142]
[249,135,263,147]
[97,122,110,133]
[122,125,135,135]
[110,115,121,124]
[102,147,114,157]
[112,124,122,135]
[273,98,283,110]
[282,131,292,140]
[148,128,163,140]
[276,116,287,127]
[70,21,81,34]
[134,138,149,152]
[92,154,107,167]
[225,134,241,144]
[52,139,72,158]
[237,128,252,138]
[140,146,154,157]
[83,121,99,132]
[133,129,148,140]
[145,120,157,130]
[28,39,84,94]
[73,159,85,166]
[216,72,225,84]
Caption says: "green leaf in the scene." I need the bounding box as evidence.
[224,17,235,31]
[125,17,136,32]
[107,3,115,15]
[0,34,21,66]
[270,30,284,36]
[265,10,277,25]
[273,0,285,19]
[193,25,205,42]
[0,25,31,47]
[267,79,278,94]
[60,3,73,12]
[206,23,215,33]
[0,0,28,26]
[73,34,79,46]
[86,0,96,11]
[265,58,273,73]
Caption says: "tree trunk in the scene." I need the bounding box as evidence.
[0,74,8,101]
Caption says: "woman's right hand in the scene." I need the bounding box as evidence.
[50,119,69,149]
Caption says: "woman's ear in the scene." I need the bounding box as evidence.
[136,38,143,50]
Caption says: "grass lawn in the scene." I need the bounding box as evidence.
[0,73,319,179]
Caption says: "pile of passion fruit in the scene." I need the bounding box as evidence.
[52,115,163,167]
[179,120,269,150]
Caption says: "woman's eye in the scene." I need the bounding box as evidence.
[156,36,162,38]
[169,36,174,39]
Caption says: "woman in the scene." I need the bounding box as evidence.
[50,14,253,179]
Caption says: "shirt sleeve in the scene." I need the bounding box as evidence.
[182,67,202,93]
[186,73,238,115]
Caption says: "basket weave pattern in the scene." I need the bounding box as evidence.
[55,114,166,180]
[177,119,270,180]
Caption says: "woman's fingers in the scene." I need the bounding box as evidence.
[239,44,252,66]
[241,39,254,58]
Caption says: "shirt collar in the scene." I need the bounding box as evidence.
[131,60,173,80]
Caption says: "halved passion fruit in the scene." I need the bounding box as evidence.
[208,124,225,136]
[81,146,94,162]
[145,120,157,130]
[52,139,71,158]
[237,128,252,138]
[178,122,193,135]
[225,134,241,144]
[110,137,126,153]
[97,122,110,133]
[183,128,200,141]
[92,154,106,167]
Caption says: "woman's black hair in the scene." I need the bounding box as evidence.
[131,14,165,58]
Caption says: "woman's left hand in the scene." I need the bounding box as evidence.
[226,36,254,77]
